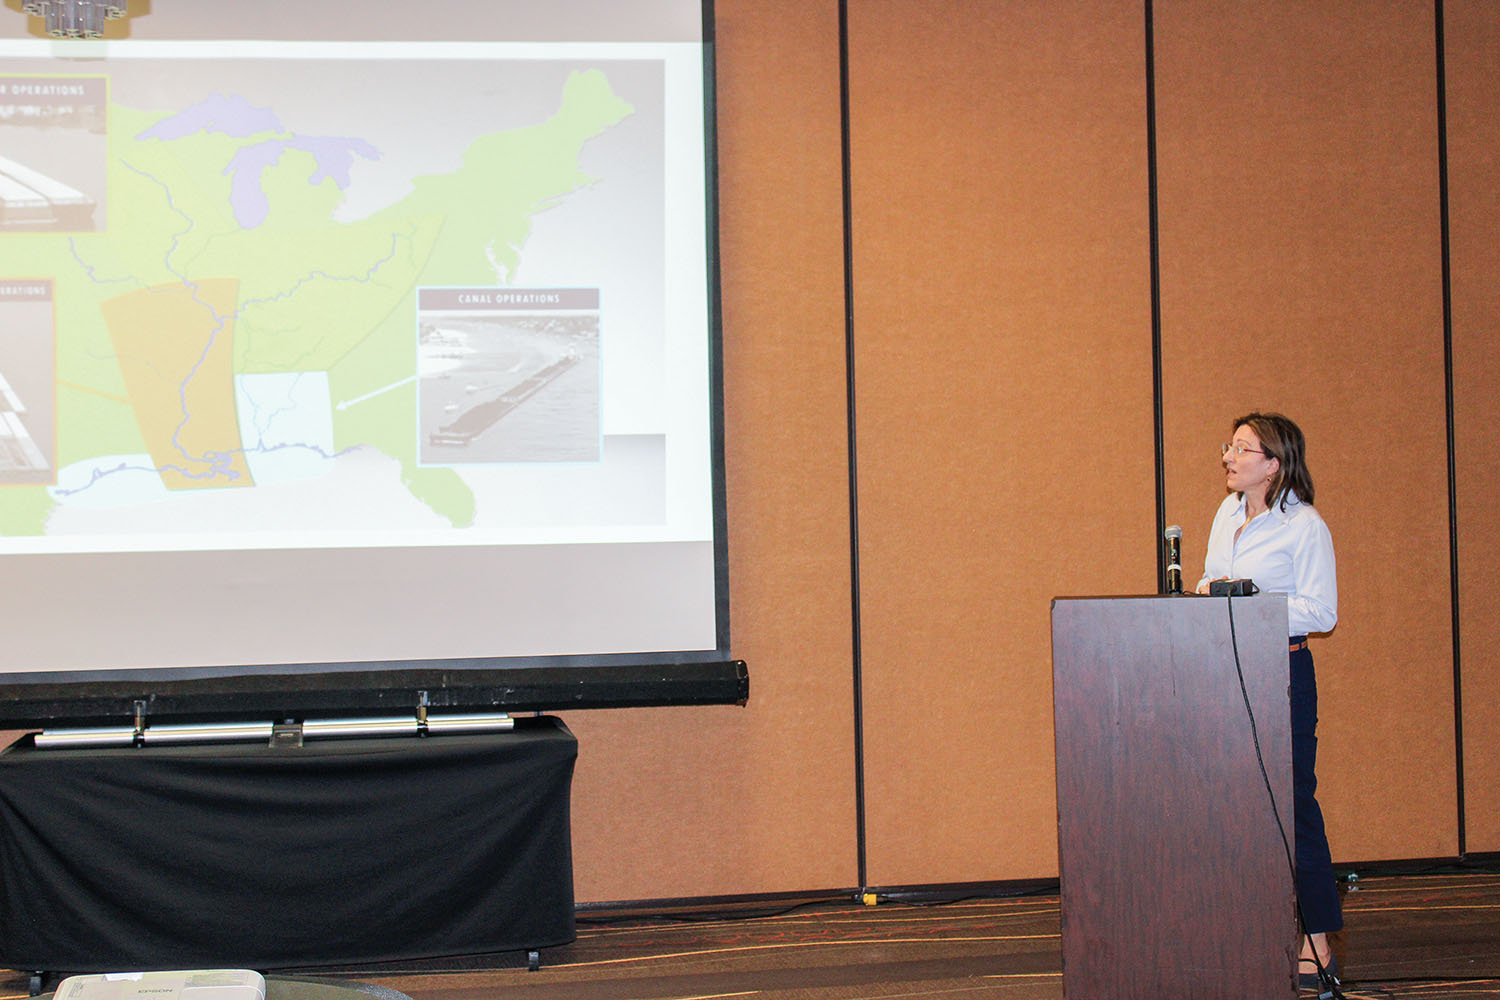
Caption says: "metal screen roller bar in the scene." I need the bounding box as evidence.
[34,712,515,748]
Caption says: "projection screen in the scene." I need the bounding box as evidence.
[0,1,739,727]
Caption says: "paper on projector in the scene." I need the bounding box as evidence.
[54,970,265,1000]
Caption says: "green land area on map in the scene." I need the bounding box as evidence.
[0,68,631,536]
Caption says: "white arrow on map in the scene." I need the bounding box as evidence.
[335,374,416,411]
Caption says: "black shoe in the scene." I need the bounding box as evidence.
[1298,955,1339,991]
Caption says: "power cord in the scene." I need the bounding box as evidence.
[1225,594,1346,999]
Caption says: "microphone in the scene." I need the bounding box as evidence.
[1164,524,1183,595]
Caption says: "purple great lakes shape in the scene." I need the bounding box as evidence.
[138,95,382,230]
[137,93,284,141]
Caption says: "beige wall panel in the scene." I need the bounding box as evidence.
[1155,2,1454,860]
[1448,1,1500,855]
[849,0,1155,885]
[567,0,859,902]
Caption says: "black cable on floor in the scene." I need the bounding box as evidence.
[1226,596,1346,999]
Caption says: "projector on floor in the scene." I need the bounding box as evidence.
[55,970,265,1000]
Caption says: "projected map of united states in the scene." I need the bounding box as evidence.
[0,65,633,538]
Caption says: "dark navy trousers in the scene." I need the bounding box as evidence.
[1290,641,1342,933]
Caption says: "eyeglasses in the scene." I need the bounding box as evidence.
[1221,442,1266,458]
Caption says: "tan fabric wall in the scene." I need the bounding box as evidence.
[1154,1,1455,860]
[567,0,860,902]
[1449,0,1500,855]
[845,0,1155,886]
[572,0,1495,899]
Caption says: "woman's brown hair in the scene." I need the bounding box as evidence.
[1232,411,1314,511]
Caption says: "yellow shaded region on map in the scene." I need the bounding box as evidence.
[99,279,254,491]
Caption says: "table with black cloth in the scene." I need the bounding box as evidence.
[0,716,576,973]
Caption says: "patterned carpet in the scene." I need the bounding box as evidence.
[5,868,1500,1000]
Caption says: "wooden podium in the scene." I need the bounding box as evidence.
[1051,595,1297,999]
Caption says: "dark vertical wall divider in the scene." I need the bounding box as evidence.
[1433,0,1465,860]
[1447,0,1500,856]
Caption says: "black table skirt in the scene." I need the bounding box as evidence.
[0,717,576,971]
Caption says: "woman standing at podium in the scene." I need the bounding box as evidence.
[1195,411,1339,986]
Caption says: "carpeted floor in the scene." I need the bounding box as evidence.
[5,868,1500,1000]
